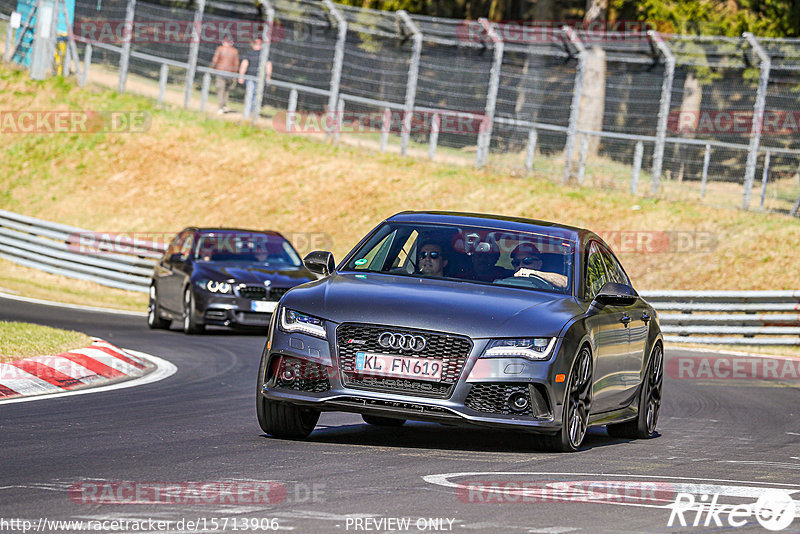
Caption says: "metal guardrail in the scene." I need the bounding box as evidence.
[0,210,797,345]
[0,209,164,293]
[640,290,800,345]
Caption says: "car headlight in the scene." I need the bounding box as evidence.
[197,279,232,294]
[482,338,556,361]
[280,307,326,339]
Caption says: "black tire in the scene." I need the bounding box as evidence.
[182,287,204,335]
[362,414,406,427]
[543,346,593,452]
[607,343,663,439]
[147,284,170,330]
[255,351,320,439]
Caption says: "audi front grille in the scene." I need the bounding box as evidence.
[335,323,472,399]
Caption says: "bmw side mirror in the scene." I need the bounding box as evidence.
[592,282,638,308]
[304,251,335,277]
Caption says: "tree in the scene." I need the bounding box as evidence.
[577,0,607,158]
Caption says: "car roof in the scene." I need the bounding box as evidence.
[184,227,285,238]
[386,211,586,242]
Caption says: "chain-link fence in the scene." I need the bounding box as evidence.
[2,0,799,215]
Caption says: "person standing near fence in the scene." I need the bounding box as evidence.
[238,38,272,119]
[211,35,239,114]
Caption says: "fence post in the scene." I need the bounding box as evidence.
[647,30,674,195]
[397,10,420,157]
[323,0,346,133]
[380,107,390,151]
[631,141,643,194]
[282,87,298,132]
[741,33,771,210]
[700,143,711,198]
[80,42,91,87]
[4,23,11,62]
[200,71,210,111]
[158,63,168,104]
[525,128,538,172]
[792,193,800,217]
[183,0,206,109]
[759,150,771,210]
[475,18,503,168]
[576,135,589,184]
[63,41,70,74]
[117,0,135,92]
[429,113,440,160]
[334,98,344,142]
[253,0,274,124]
[288,87,298,115]
[560,26,586,183]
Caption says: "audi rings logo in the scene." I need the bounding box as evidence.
[378,332,427,352]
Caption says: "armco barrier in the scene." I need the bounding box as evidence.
[0,209,164,293]
[640,290,800,345]
[0,210,797,345]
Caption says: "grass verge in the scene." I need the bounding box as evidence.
[0,258,147,312]
[0,321,91,363]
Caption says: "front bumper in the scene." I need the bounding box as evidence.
[260,324,569,433]
[195,292,278,327]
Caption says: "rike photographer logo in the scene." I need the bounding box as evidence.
[668,490,797,531]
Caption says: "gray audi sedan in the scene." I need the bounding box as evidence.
[256,212,663,451]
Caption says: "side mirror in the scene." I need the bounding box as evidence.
[168,253,185,264]
[304,251,335,277]
[593,282,638,308]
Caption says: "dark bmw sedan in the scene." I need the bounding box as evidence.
[256,212,663,451]
[148,228,317,334]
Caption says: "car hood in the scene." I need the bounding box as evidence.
[282,272,585,338]
[193,263,315,287]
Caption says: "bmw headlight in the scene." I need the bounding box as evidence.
[482,338,556,361]
[280,308,326,339]
[197,279,232,294]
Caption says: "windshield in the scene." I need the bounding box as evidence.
[194,232,301,267]
[343,223,574,294]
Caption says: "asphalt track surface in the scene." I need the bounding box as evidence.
[1,295,799,534]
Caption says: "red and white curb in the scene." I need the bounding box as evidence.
[0,338,153,399]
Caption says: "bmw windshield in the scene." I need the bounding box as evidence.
[342,223,574,294]
[194,232,302,267]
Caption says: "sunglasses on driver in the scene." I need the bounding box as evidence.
[511,256,542,268]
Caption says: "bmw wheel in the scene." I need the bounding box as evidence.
[147,284,170,330]
[545,346,592,452]
[607,343,663,439]
[183,287,204,335]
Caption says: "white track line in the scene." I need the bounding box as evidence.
[0,290,145,316]
[0,350,177,405]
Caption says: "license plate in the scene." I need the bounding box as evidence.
[354,351,442,381]
[250,300,277,313]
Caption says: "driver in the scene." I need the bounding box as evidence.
[507,243,568,288]
[417,240,448,277]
